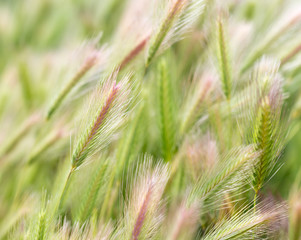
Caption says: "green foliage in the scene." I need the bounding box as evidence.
[77,160,108,223]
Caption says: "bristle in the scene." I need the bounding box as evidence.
[114,157,169,240]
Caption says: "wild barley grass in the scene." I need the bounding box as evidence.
[1,0,301,239]
[202,204,286,240]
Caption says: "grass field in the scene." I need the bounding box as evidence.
[1,0,301,239]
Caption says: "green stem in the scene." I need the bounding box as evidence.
[58,168,74,210]
[99,167,116,219]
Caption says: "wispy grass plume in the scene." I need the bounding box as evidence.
[71,71,133,170]
[244,58,287,196]
[114,157,169,240]
[188,146,258,208]
[146,0,205,68]
[202,204,286,239]
[58,71,134,209]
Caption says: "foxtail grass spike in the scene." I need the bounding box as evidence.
[57,72,133,211]
[158,59,175,161]
[248,59,286,194]
[34,210,46,240]
[216,17,232,100]
[114,158,169,240]
[72,81,119,169]
[252,97,273,194]
[188,147,257,206]
[145,0,188,68]
[203,204,286,240]
[71,71,134,170]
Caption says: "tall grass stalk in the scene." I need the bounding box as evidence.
[58,72,133,209]
[46,52,99,120]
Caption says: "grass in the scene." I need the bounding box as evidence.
[1,0,301,239]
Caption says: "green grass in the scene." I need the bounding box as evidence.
[1,0,301,239]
